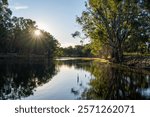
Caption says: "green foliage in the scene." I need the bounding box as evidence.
[77,0,150,62]
[62,44,93,57]
[0,0,12,25]
[0,0,12,53]
[0,1,59,58]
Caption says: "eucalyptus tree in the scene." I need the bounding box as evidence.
[41,31,60,58]
[10,17,37,53]
[0,0,11,24]
[124,0,150,53]
[0,0,60,58]
[10,17,60,57]
[0,0,12,53]
[77,0,148,62]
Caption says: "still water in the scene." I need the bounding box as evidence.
[0,58,150,100]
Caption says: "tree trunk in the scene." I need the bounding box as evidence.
[111,47,123,63]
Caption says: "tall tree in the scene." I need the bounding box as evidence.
[77,0,148,62]
[0,0,60,58]
[10,17,37,53]
[0,0,12,53]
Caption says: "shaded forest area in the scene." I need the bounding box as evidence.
[0,0,59,58]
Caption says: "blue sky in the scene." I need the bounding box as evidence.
[8,0,88,47]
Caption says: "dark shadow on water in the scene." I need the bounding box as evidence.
[80,62,150,100]
[57,59,150,100]
[0,58,150,100]
[0,59,57,100]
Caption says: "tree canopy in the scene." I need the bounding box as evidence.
[0,0,60,58]
[77,0,150,62]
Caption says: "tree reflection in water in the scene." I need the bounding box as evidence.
[80,62,150,100]
[57,59,150,100]
[0,58,149,100]
[0,59,57,100]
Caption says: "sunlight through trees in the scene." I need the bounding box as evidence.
[0,0,60,58]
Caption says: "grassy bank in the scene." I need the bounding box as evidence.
[123,55,150,69]
[76,56,150,69]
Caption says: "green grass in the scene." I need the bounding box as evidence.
[124,52,150,56]
[68,57,109,63]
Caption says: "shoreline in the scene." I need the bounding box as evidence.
[123,56,150,69]
[0,55,150,69]
[62,56,150,69]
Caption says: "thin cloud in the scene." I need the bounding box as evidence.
[10,5,29,10]
[14,6,29,10]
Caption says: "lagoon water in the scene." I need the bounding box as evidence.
[0,58,150,100]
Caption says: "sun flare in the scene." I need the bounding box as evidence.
[34,30,41,36]
[37,22,48,31]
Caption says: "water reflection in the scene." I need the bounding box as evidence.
[57,59,150,99]
[0,59,57,100]
[80,62,150,100]
[0,58,150,100]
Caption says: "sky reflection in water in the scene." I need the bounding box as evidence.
[0,58,150,100]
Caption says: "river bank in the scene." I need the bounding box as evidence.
[0,54,150,69]
[76,56,150,69]
[123,56,150,69]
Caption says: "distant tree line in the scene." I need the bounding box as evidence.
[59,44,112,58]
[59,44,94,57]
[0,0,59,57]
